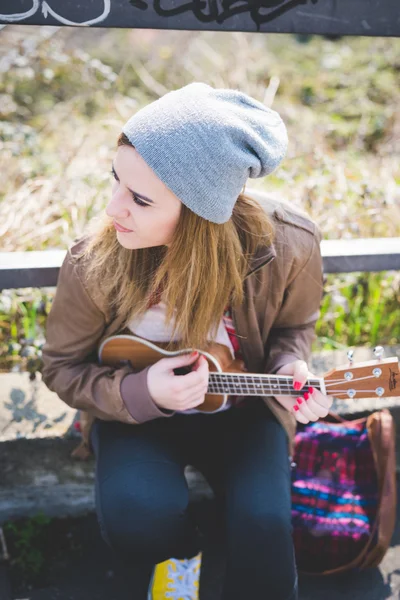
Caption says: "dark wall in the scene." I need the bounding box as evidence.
[0,0,399,36]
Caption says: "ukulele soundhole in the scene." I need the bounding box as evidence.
[173,366,193,376]
[117,359,133,368]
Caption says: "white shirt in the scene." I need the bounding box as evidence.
[127,299,235,414]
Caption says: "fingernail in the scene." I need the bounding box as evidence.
[293,405,299,412]
[293,381,302,391]
[303,392,310,400]
[297,397,303,405]
[308,387,314,394]
[190,351,199,358]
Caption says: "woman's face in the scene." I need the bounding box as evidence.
[105,145,182,250]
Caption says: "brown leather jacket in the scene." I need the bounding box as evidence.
[41,191,324,459]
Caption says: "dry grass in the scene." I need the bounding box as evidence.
[0,25,399,363]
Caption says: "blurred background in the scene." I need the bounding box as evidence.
[0,25,399,375]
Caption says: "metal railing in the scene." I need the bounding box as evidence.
[1,236,400,290]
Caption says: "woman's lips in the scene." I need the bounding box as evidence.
[113,220,133,233]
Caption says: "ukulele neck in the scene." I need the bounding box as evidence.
[208,373,325,396]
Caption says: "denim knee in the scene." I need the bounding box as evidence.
[95,463,193,562]
[229,501,293,545]
[225,504,297,599]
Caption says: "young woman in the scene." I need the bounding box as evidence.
[41,82,332,600]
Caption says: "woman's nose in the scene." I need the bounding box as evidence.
[105,191,130,219]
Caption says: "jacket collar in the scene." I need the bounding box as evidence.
[245,242,276,278]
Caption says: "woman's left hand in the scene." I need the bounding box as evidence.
[273,360,333,424]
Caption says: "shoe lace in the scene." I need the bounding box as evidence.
[165,557,200,600]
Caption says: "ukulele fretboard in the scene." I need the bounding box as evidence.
[208,373,323,397]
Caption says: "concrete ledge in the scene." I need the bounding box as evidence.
[1,424,399,523]
[0,437,94,521]
[0,437,214,522]
[0,346,399,521]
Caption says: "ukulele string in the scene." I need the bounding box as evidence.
[207,387,377,396]
[208,381,377,394]
[209,374,359,385]
[290,391,377,396]
[208,374,382,396]
[209,376,323,383]
[210,374,380,388]
[324,374,378,387]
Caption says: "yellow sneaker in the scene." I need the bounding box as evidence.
[148,552,202,600]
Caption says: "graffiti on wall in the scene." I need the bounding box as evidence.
[133,1,320,31]
[0,0,398,36]
[0,0,325,30]
[0,0,110,26]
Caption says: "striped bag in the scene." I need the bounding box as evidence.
[291,409,397,575]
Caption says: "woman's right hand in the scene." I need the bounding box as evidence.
[147,351,209,412]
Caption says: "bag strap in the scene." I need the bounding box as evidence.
[357,409,397,569]
[326,410,347,423]
[326,410,382,427]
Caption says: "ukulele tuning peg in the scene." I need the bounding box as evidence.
[373,346,385,361]
[347,349,354,365]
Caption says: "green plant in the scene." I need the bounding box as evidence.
[4,513,52,579]
[315,272,400,349]
[1,28,399,364]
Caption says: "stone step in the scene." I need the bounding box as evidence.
[0,436,216,522]
[0,566,11,600]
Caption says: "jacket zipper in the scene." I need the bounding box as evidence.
[231,253,275,363]
[244,254,275,280]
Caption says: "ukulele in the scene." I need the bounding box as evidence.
[98,335,399,413]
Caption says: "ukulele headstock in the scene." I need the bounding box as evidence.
[323,346,399,400]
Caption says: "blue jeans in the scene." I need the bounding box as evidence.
[90,398,298,600]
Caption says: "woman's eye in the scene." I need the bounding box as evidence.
[132,195,149,207]
[111,169,149,207]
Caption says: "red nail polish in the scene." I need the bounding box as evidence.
[293,405,299,412]
[303,392,310,400]
[297,397,303,405]
[308,387,314,394]
[293,381,301,391]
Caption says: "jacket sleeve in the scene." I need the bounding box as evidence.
[41,248,172,424]
[264,229,324,375]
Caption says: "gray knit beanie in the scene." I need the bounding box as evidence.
[122,82,288,224]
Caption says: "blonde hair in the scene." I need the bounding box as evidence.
[75,133,276,351]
